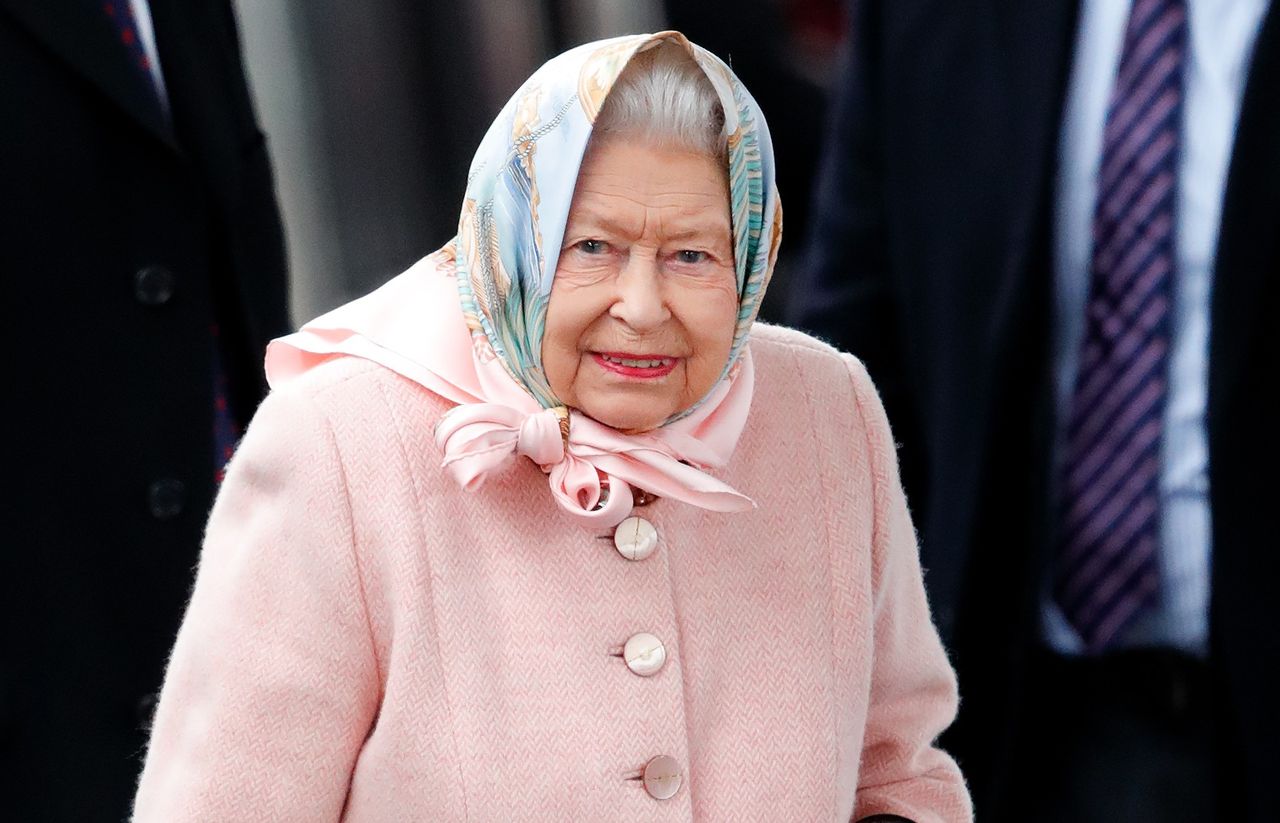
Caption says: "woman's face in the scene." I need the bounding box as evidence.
[542,138,738,432]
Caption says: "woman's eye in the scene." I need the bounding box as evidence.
[676,250,708,264]
[576,239,608,255]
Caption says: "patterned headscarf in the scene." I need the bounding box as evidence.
[267,32,782,527]
[455,30,781,414]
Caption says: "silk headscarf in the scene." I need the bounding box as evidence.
[266,31,782,528]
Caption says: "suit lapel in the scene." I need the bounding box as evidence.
[968,0,1081,635]
[148,0,250,215]
[987,0,1081,337]
[1209,3,1280,426]
[971,0,1080,490]
[0,0,176,151]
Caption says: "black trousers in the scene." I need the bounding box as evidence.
[1004,647,1213,822]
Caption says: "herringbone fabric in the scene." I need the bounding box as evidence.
[133,324,970,822]
[1054,0,1186,652]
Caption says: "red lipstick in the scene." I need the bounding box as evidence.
[591,352,678,379]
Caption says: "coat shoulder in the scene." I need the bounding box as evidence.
[749,321,871,390]
[743,322,887,464]
[252,355,458,498]
[750,320,843,356]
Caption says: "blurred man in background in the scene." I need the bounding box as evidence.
[1,0,288,819]
[664,0,842,320]
[791,0,1277,820]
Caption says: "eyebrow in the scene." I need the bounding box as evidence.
[664,223,732,242]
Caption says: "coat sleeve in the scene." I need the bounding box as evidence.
[845,355,972,823]
[132,386,381,822]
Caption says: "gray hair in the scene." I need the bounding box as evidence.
[592,41,727,159]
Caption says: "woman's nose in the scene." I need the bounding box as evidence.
[609,254,669,331]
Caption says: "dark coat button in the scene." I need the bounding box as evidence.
[134,265,175,306]
[148,478,186,520]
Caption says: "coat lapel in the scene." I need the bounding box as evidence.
[0,0,176,151]
[987,0,1081,338]
[901,0,1081,647]
[965,0,1081,638]
[147,0,255,216]
[974,0,1081,489]
[1209,2,1280,425]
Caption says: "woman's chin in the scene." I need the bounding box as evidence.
[576,399,672,433]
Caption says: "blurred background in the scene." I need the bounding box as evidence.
[232,0,844,323]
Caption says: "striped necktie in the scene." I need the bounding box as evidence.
[1054,0,1187,653]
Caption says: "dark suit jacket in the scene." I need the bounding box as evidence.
[789,1,1279,819]
[0,1,288,819]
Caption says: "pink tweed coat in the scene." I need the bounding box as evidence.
[132,323,971,822]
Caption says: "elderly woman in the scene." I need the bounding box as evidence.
[133,32,970,822]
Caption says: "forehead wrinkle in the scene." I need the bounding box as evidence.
[578,165,726,199]
[653,206,730,239]
[566,197,646,240]
[568,196,729,244]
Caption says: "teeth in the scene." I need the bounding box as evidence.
[603,355,671,368]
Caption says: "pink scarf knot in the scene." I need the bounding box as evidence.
[436,404,567,487]
[434,398,754,528]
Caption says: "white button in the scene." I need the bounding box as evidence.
[623,632,666,677]
[642,754,682,800]
[613,516,658,561]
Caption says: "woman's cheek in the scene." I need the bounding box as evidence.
[541,299,585,398]
[684,303,736,387]
[693,269,740,337]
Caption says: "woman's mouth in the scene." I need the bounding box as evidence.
[592,352,679,379]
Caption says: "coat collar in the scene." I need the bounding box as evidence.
[0,0,177,151]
